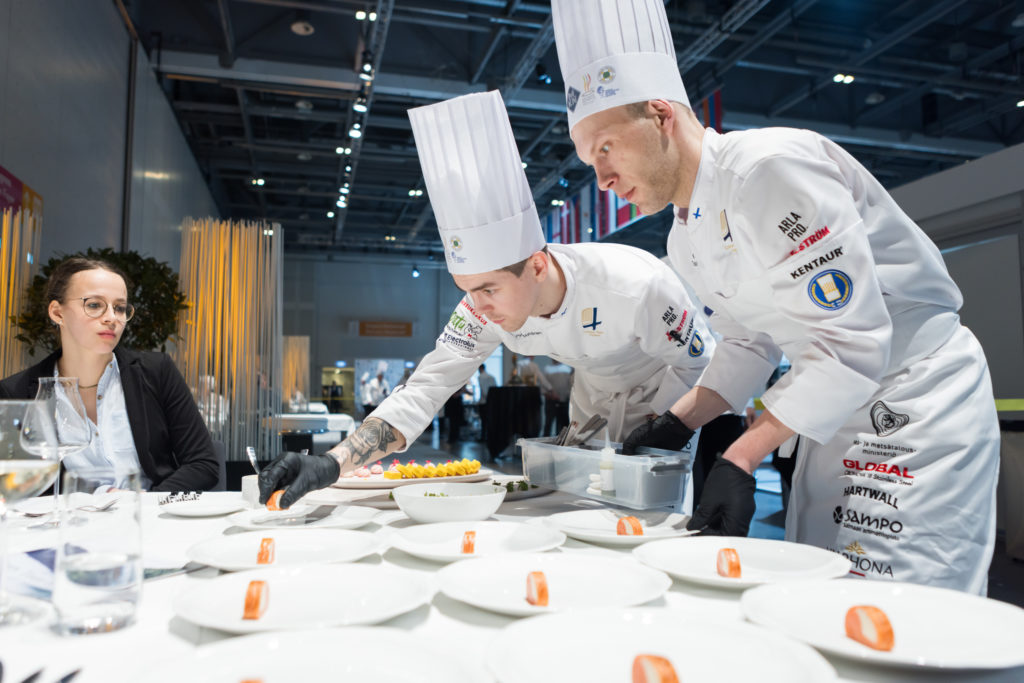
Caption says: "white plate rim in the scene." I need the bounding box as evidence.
[632,536,851,588]
[172,564,433,633]
[741,579,1024,670]
[436,554,672,617]
[545,510,698,546]
[330,468,493,489]
[389,520,566,563]
[130,627,479,683]
[184,529,382,571]
[160,498,248,517]
[225,504,380,531]
[485,607,837,683]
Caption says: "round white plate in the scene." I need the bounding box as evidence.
[160,497,248,518]
[546,509,698,547]
[330,468,493,489]
[135,628,479,683]
[390,520,565,563]
[742,580,1024,670]
[633,536,850,589]
[185,529,381,571]
[438,553,671,617]
[12,496,55,515]
[487,607,836,682]
[227,504,380,531]
[173,564,432,633]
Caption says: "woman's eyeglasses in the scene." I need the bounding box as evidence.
[77,297,135,322]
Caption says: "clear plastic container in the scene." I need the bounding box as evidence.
[518,436,696,510]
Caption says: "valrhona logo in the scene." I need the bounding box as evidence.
[870,400,909,437]
[830,542,895,578]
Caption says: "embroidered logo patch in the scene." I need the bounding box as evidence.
[870,400,910,437]
[808,269,852,310]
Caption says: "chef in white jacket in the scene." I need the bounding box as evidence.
[259,90,713,510]
[552,0,1000,594]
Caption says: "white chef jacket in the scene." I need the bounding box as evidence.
[372,242,714,445]
[667,127,999,593]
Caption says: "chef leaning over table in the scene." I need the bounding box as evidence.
[259,89,715,509]
[551,0,1000,594]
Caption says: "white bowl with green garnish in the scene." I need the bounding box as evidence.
[392,482,507,524]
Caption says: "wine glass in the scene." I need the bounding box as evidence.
[30,378,92,527]
[0,399,60,626]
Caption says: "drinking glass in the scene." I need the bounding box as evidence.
[0,400,60,626]
[53,466,142,634]
[31,377,92,527]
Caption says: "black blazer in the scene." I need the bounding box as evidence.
[0,347,218,492]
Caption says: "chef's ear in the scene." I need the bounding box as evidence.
[649,99,675,131]
[529,248,550,282]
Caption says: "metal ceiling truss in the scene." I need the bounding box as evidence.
[137,0,1023,256]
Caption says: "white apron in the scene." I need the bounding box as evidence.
[787,325,1000,595]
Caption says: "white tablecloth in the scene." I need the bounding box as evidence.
[4,492,1023,683]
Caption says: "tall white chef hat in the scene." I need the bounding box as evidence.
[552,0,690,132]
[408,90,545,276]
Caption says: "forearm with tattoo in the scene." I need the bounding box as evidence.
[328,418,406,472]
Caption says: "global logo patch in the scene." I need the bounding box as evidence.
[688,331,704,357]
[870,400,910,437]
[449,236,463,251]
[808,269,852,310]
[566,86,581,112]
[598,66,615,83]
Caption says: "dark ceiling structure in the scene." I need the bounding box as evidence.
[123,0,1024,257]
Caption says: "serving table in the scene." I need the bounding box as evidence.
[4,491,1023,683]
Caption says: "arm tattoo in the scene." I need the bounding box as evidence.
[337,418,399,467]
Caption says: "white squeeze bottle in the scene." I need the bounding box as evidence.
[599,428,616,493]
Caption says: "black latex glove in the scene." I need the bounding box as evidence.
[687,458,756,537]
[258,451,341,509]
[621,411,695,455]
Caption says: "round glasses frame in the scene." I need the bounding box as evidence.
[77,296,135,322]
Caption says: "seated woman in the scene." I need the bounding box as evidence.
[0,257,218,491]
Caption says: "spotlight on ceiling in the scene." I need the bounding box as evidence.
[535,63,552,85]
[296,152,313,161]
[290,10,315,36]
[353,98,368,113]
[411,265,420,278]
[294,99,313,111]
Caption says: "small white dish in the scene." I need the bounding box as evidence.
[742,579,1024,670]
[134,628,480,683]
[160,497,247,518]
[173,564,432,634]
[185,529,381,571]
[546,509,698,547]
[390,520,565,563]
[392,482,506,523]
[227,504,378,531]
[487,607,836,682]
[437,553,671,617]
[633,536,850,589]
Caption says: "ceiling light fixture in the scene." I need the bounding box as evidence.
[1018,99,1024,108]
[290,10,315,36]
[355,10,367,20]
[327,211,335,218]
[353,98,368,113]
[368,11,377,21]
[294,99,313,111]
[411,265,420,278]
[349,127,362,138]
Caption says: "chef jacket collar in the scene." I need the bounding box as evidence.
[674,128,719,232]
